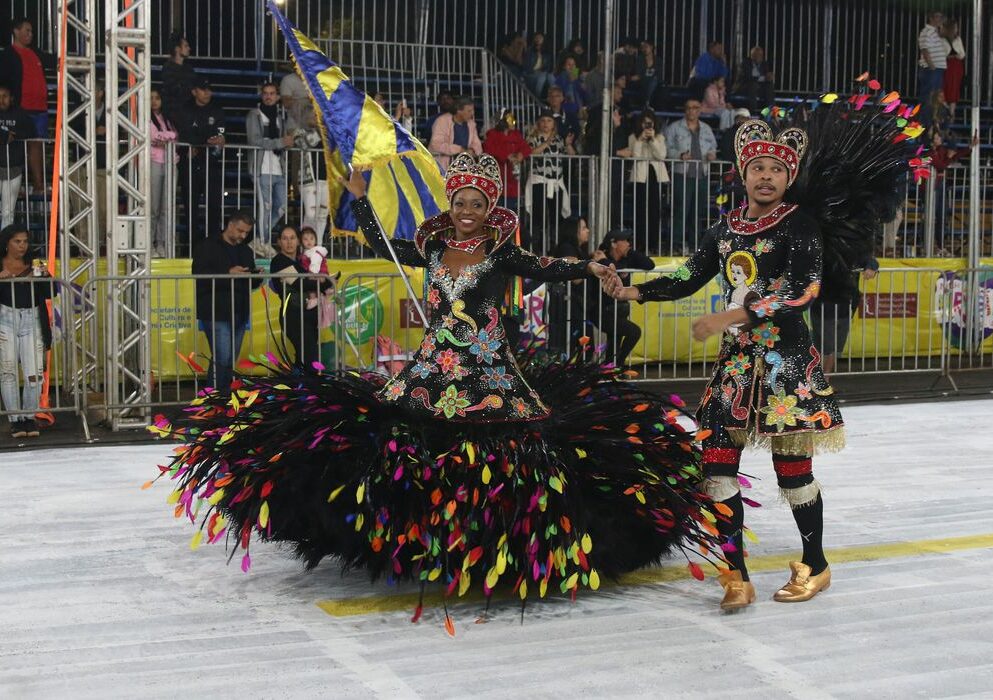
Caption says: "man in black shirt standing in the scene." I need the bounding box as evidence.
[0,85,34,228]
[160,32,198,121]
[173,76,226,244]
[590,228,654,367]
[192,209,261,393]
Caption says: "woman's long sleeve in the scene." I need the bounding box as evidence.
[350,197,427,267]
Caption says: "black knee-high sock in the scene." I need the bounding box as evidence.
[790,493,827,575]
[716,492,748,581]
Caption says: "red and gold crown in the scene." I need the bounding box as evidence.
[445,153,502,212]
[734,120,808,186]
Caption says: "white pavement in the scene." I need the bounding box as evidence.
[2,399,993,699]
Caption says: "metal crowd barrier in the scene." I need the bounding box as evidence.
[78,271,344,427]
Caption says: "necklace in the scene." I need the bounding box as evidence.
[445,233,490,254]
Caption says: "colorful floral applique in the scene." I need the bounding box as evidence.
[749,295,782,319]
[752,238,775,256]
[718,239,733,255]
[435,348,462,376]
[469,329,501,364]
[409,360,438,380]
[761,391,804,430]
[441,313,458,329]
[510,397,533,418]
[434,384,471,418]
[751,323,781,348]
[767,276,787,292]
[724,352,752,377]
[796,382,813,400]
[427,287,441,309]
[419,333,437,357]
[482,365,514,391]
[384,380,407,401]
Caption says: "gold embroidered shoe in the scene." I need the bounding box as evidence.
[718,570,756,610]
[773,562,831,602]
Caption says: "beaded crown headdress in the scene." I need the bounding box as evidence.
[734,120,809,186]
[445,153,503,212]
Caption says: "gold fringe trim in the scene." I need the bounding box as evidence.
[727,425,846,455]
[703,476,741,502]
[779,480,822,509]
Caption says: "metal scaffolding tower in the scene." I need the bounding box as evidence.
[58,0,101,416]
[104,0,152,429]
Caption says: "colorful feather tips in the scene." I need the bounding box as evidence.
[148,360,724,628]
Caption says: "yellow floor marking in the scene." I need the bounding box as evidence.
[316,532,993,618]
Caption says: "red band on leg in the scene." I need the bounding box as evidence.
[772,457,812,477]
[703,447,742,465]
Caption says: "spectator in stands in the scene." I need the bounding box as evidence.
[547,216,592,356]
[583,52,606,111]
[701,77,735,130]
[941,19,966,120]
[554,55,587,110]
[627,112,669,254]
[294,110,329,239]
[149,88,179,258]
[523,31,555,98]
[928,90,952,133]
[613,37,639,84]
[559,39,590,73]
[525,110,575,252]
[372,92,388,110]
[192,209,261,393]
[917,10,948,127]
[174,76,227,242]
[429,96,481,171]
[498,33,527,78]
[585,83,631,229]
[590,228,654,367]
[688,40,729,101]
[246,81,293,255]
[269,224,323,366]
[394,98,415,133]
[278,67,309,131]
[160,31,198,121]
[0,85,33,229]
[718,108,751,162]
[0,18,56,194]
[734,45,775,114]
[422,90,454,142]
[545,86,581,144]
[483,109,531,213]
[634,40,661,108]
[810,259,878,377]
[665,99,717,253]
[929,128,979,247]
[0,222,53,439]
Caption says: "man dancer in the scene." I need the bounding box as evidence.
[606,120,840,610]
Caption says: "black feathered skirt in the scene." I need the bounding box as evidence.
[151,358,721,605]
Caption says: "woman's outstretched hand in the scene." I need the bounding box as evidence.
[339,169,367,199]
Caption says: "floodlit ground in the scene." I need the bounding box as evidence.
[3,400,993,698]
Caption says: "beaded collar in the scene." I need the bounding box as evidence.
[445,234,491,254]
[726,202,798,235]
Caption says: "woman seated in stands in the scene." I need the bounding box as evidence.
[0,224,54,439]
[701,77,736,130]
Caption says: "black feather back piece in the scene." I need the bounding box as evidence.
[781,80,929,298]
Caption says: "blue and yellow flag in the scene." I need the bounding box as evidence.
[268,2,447,240]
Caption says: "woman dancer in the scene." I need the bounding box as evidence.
[152,154,720,629]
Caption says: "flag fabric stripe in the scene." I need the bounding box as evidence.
[269,3,445,240]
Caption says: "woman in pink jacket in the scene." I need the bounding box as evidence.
[701,77,735,130]
[149,88,179,257]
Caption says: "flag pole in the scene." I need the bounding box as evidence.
[354,170,429,329]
